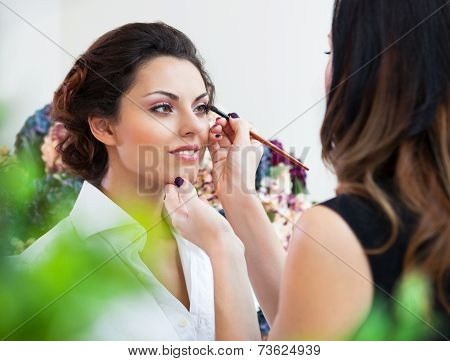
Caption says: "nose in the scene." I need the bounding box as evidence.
[178,109,207,138]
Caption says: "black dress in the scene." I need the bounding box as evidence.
[320,185,449,340]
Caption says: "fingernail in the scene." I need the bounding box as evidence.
[174,177,184,188]
[216,117,221,121]
[215,134,221,138]
[228,112,239,119]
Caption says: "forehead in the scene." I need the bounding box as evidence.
[128,56,206,97]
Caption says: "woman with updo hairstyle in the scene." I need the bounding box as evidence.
[52,22,216,184]
[19,22,261,341]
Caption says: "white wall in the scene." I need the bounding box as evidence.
[0,0,63,144]
[0,0,337,202]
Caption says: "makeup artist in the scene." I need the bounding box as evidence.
[164,0,450,340]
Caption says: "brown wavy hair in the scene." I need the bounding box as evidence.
[51,22,215,183]
[321,0,450,311]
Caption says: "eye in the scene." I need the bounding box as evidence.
[150,103,173,114]
[194,103,209,114]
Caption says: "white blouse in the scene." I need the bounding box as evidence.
[19,181,215,341]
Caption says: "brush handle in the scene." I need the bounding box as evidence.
[249,131,309,171]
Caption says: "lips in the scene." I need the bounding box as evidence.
[169,144,201,161]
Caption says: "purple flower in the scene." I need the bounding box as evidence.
[269,139,287,166]
[290,165,307,184]
[290,165,307,194]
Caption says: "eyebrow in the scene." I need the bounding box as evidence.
[143,91,208,102]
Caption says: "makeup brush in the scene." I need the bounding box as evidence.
[209,105,309,171]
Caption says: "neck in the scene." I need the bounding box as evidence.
[99,166,165,231]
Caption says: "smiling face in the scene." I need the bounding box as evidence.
[107,56,210,193]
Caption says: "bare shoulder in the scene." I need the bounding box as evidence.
[269,205,374,340]
[294,204,365,256]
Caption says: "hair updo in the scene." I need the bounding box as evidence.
[52,22,215,184]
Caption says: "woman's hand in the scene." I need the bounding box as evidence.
[163,177,242,256]
[208,114,264,201]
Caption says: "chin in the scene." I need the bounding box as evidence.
[166,166,199,185]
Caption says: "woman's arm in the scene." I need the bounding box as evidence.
[209,116,285,325]
[164,179,260,340]
[269,205,374,340]
[219,192,285,326]
[207,233,262,340]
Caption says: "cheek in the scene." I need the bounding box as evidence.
[199,120,210,142]
[114,120,171,174]
[112,113,209,184]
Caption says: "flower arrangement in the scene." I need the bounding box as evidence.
[2,105,83,254]
[255,141,311,249]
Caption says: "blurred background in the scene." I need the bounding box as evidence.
[0,0,336,202]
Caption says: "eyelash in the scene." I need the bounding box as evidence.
[150,102,173,113]
[150,103,209,115]
[195,104,209,114]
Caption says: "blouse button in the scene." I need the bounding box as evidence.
[178,318,188,328]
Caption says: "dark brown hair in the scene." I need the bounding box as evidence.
[52,22,215,183]
[321,0,449,311]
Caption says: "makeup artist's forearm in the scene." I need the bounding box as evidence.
[219,193,285,325]
[207,238,261,341]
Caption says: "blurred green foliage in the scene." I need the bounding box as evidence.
[353,271,443,340]
[0,109,136,340]
[1,240,137,340]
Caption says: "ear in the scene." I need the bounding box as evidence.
[88,116,116,146]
